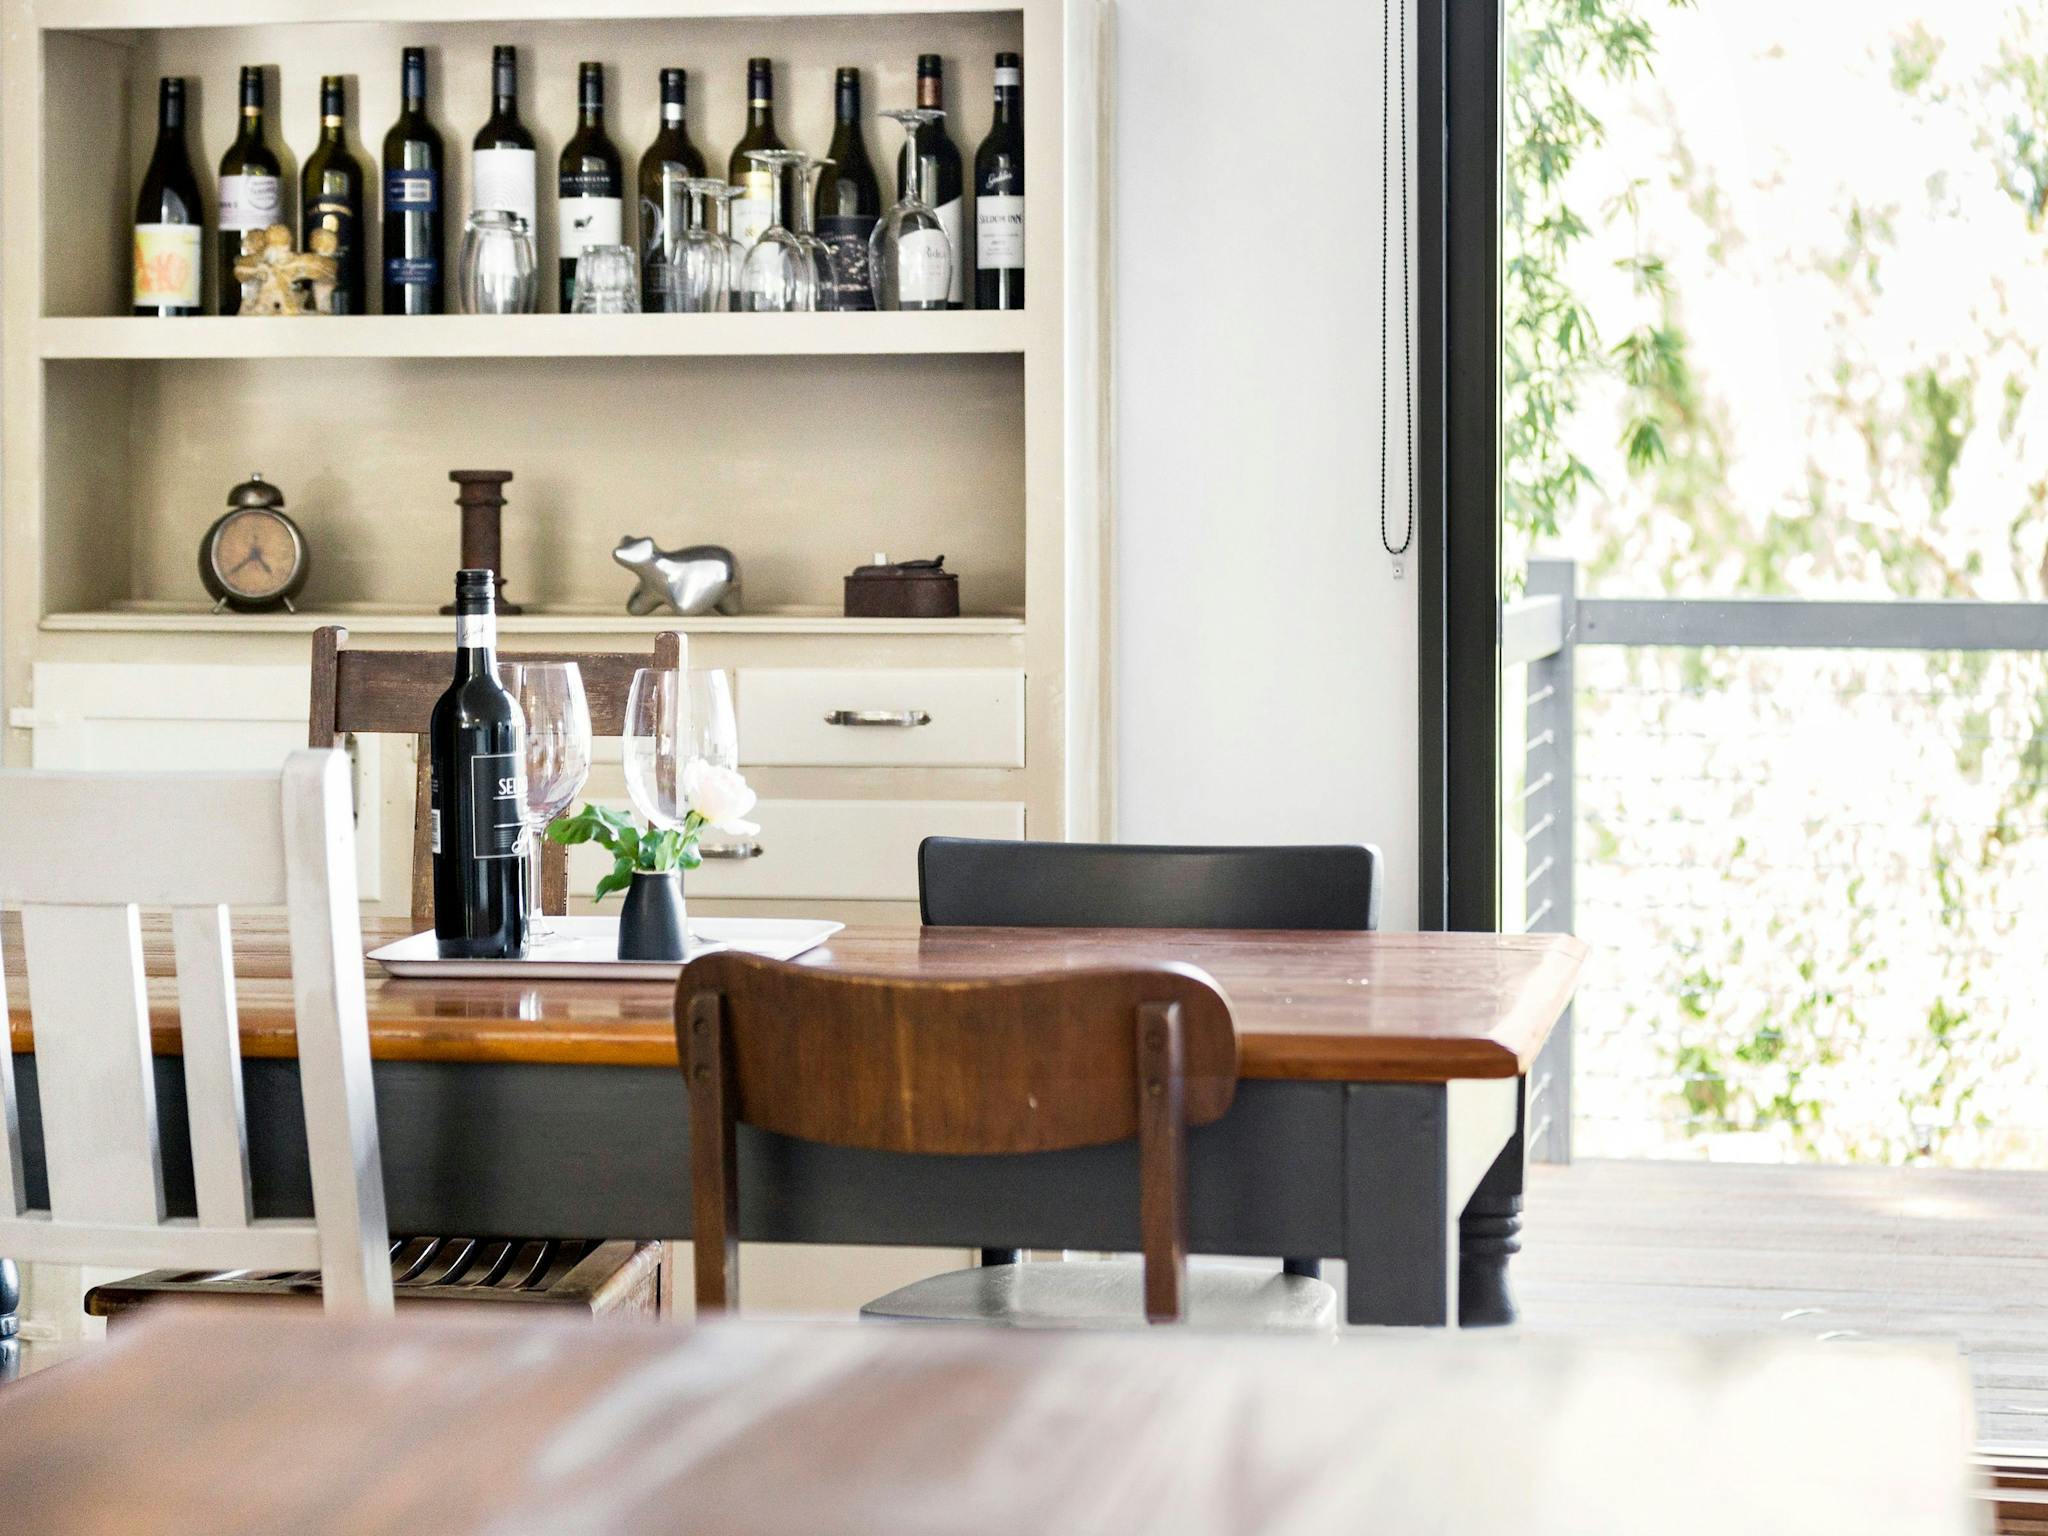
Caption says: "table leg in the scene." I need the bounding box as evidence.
[1341,1079,1521,1327]
[0,1258,19,1383]
[1457,1080,1526,1328]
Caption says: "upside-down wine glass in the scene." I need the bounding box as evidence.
[792,156,841,312]
[870,109,951,311]
[740,149,817,312]
[708,182,747,311]
[661,177,734,312]
[497,661,592,943]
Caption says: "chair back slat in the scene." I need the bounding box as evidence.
[310,626,684,929]
[0,919,22,1220]
[170,905,253,1229]
[678,954,1237,1321]
[918,838,1385,931]
[21,904,165,1227]
[0,750,392,1314]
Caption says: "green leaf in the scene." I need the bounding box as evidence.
[592,866,632,903]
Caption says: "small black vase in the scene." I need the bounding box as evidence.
[617,870,688,961]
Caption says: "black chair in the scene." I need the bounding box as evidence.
[918,837,1383,1275]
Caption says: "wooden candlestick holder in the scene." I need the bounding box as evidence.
[440,469,522,614]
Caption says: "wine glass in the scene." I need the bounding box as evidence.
[459,210,538,315]
[623,667,739,828]
[871,110,951,311]
[708,183,747,311]
[571,243,640,314]
[683,668,739,771]
[792,157,842,312]
[498,661,592,942]
[740,149,817,312]
[660,178,733,313]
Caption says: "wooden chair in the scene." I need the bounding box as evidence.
[0,750,394,1315]
[308,623,685,929]
[920,836,1382,1275]
[678,951,1337,1330]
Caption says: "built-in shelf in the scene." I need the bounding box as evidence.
[38,0,1017,29]
[38,312,1030,362]
[42,602,1027,636]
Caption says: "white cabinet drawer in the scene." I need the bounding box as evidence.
[566,798,1024,902]
[738,668,1025,768]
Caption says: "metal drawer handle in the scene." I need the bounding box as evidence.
[824,709,932,729]
[698,841,764,860]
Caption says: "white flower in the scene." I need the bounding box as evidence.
[683,759,759,835]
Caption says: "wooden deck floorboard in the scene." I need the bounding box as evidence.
[1520,1160,2048,1450]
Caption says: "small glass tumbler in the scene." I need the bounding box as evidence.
[572,244,640,315]
[459,211,538,315]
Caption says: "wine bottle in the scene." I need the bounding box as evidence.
[974,53,1024,311]
[558,61,624,312]
[815,67,881,313]
[899,54,966,309]
[472,45,537,236]
[133,77,202,318]
[301,75,367,315]
[726,56,787,255]
[430,569,528,960]
[382,47,445,316]
[636,66,706,310]
[217,66,283,316]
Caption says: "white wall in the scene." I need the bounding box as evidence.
[1111,0,1418,927]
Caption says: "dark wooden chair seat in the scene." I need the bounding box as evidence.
[678,950,1336,1330]
[86,1237,662,1325]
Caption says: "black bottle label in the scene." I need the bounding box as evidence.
[816,213,878,311]
[469,750,525,859]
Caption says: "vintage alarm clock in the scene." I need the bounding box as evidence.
[200,471,309,613]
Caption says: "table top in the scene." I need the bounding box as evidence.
[3,916,1585,1084]
[0,1312,1978,1536]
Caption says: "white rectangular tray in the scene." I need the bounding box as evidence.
[368,915,843,981]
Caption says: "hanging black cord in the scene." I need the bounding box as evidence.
[1382,0,1414,557]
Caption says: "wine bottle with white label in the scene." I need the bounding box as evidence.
[899,54,966,309]
[726,57,787,257]
[637,67,706,311]
[472,45,537,236]
[430,569,528,960]
[217,66,282,315]
[133,77,201,318]
[974,53,1024,311]
[382,47,445,316]
[558,61,624,312]
[301,75,367,314]
[816,67,881,312]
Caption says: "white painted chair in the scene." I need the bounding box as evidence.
[0,749,393,1315]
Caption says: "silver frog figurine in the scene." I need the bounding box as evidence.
[613,536,743,617]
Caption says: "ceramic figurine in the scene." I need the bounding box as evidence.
[232,223,339,316]
[613,536,742,617]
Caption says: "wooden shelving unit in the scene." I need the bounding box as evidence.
[2,0,1110,919]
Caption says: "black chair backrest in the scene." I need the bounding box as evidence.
[918,839,1383,931]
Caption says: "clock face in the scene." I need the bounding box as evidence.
[211,508,300,600]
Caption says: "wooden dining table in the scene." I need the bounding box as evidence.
[0,1311,1981,1534]
[2,917,1585,1328]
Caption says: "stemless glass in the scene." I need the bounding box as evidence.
[571,243,640,315]
[871,110,951,311]
[793,157,841,312]
[740,149,817,313]
[459,210,538,315]
[498,661,592,942]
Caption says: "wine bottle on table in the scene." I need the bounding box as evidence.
[431,569,528,960]
[636,66,706,310]
[217,66,282,315]
[133,77,202,318]
[558,61,624,312]
[899,53,966,309]
[726,56,786,256]
[472,44,537,236]
[302,74,367,314]
[382,47,445,316]
[815,66,881,312]
[974,53,1024,311]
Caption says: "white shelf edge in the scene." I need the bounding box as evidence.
[42,606,1027,637]
[37,0,1021,30]
[38,312,1031,362]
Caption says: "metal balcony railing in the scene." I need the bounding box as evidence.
[1502,558,2048,1166]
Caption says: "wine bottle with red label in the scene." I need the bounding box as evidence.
[430,569,528,959]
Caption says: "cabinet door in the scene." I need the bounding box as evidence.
[17,662,384,899]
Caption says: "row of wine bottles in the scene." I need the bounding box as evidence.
[132,47,1024,318]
